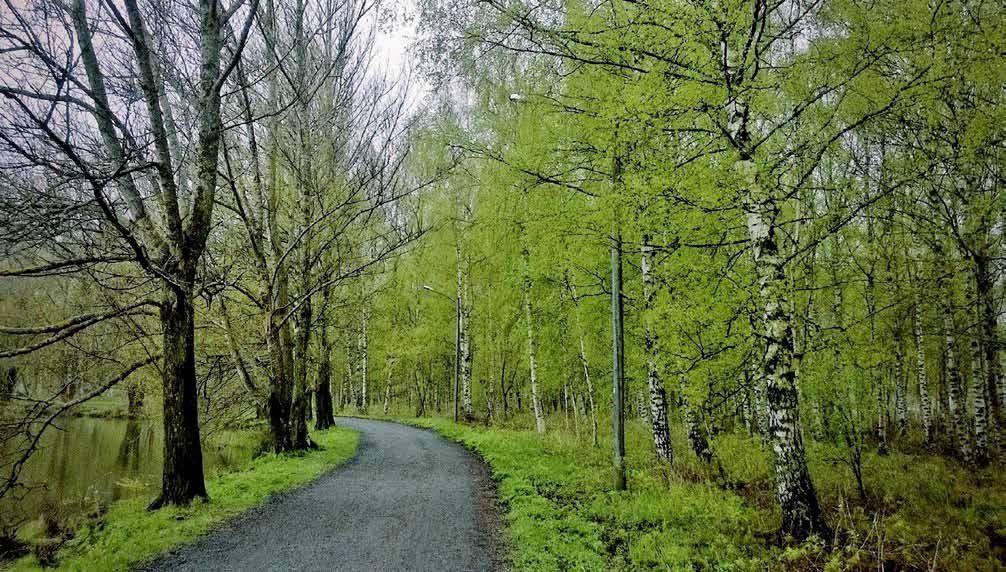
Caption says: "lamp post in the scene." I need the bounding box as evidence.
[610,152,626,491]
[421,285,460,422]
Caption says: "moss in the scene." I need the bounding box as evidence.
[8,427,358,572]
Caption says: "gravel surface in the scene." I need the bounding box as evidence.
[140,417,503,572]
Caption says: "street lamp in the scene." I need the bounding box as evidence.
[420,285,461,423]
[507,90,625,490]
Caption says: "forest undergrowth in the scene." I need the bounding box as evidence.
[400,415,1005,571]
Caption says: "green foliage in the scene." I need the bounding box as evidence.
[9,428,358,572]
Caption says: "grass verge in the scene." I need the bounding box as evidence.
[9,427,358,572]
[400,417,771,571]
[399,416,1005,571]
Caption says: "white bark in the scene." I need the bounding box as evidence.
[457,246,473,418]
[913,304,933,442]
[570,385,581,436]
[521,219,546,434]
[678,374,711,464]
[944,313,971,463]
[562,383,571,431]
[971,334,989,464]
[359,307,369,410]
[642,237,672,462]
[578,337,598,446]
[569,282,598,446]
[737,157,826,537]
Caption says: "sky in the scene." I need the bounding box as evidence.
[369,2,431,105]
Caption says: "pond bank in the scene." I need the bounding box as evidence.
[1,416,259,529]
[6,427,359,571]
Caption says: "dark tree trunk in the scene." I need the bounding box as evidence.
[316,361,334,430]
[267,316,292,452]
[290,394,311,449]
[126,382,145,417]
[304,293,329,433]
[0,366,15,399]
[149,288,207,509]
[289,299,313,450]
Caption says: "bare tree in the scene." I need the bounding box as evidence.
[0,0,257,507]
[214,0,436,450]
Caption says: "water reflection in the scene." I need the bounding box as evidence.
[112,420,142,501]
[2,417,253,524]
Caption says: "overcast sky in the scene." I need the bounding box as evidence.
[370,3,430,105]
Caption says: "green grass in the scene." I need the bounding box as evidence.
[9,427,359,571]
[398,415,1005,571]
[401,416,773,571]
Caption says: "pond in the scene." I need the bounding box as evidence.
[1,416,257,525]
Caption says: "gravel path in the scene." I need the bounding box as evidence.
[140,417,503,572]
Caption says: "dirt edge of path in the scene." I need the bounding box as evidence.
[465,443,510,572]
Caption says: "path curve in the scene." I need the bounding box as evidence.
[141,417,502,572]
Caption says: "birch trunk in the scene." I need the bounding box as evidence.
[865,265,888,456]
[457,249,473,418]
[641,236,672,462]
[876,384,889,455]
[580,338,599,447]
[520,216,546,434]
[944,313,972,463]
[751,358,769,442]
[914,303,933,442]
[737,158,828,539]
[970,334,989,466]
[359,313,369,410]
[679,374,712,464]
[570,386,580,437]
[569,282,599,446]
[562,384,571,431]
